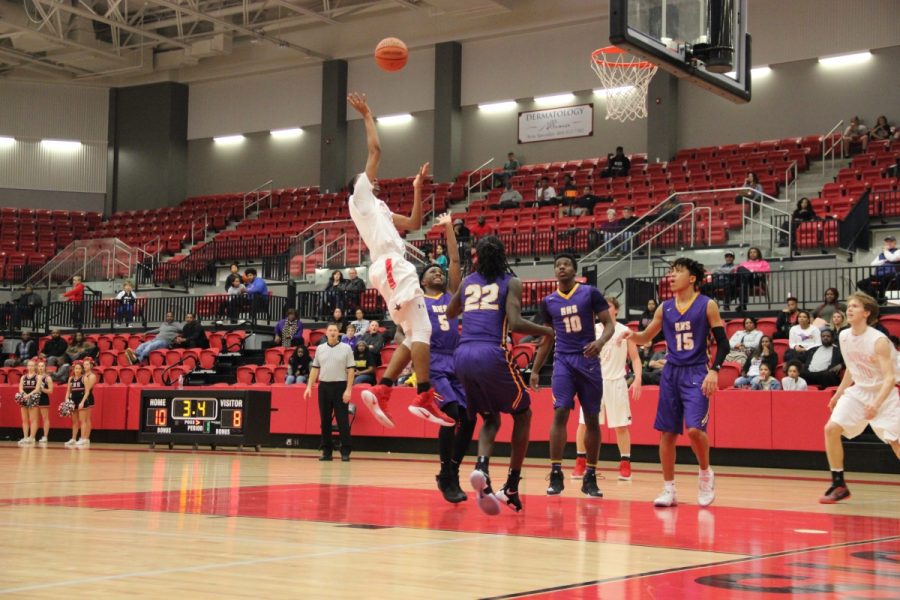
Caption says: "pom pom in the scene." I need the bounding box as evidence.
[58,399,75,418]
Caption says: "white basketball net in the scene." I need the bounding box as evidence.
[591,47,659,122]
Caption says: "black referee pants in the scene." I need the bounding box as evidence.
[318,381,351,454]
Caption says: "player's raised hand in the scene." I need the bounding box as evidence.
[701,370,718,397]
[347,92,370,116]
[437,211,452,227]
[413,162,430,189]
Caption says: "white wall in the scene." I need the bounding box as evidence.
[0,81,108,196]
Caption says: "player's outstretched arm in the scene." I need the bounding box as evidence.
[622,306,663,346]
[440,212,462,294]
[446,285,463,319]
[347,92,380,182]
[507,278,554,338]
[393,162,429,232]
[627,338,642,401]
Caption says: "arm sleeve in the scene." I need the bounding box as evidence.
[710,326,729,370]
[311,352,321,369]
[350,173,377,216]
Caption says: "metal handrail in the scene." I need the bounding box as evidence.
[323,233,347,268]
[739,191,793,253]
[189,212,210,247]
[822,120,845,175]
[405,241,427,266]
[783,160,798,204]
[243,179,274,219]
[465,157,495,200]
[142,236,162,261]
[593,204,713,282]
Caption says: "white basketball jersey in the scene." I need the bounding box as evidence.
[349,172,407,260]
[839,327,900,391]
[596,321,630,380]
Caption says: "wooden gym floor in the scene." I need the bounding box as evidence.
[1,443,898,599]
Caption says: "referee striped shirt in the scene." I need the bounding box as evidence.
[311,341,355,382]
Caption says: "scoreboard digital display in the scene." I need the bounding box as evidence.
[138,391,271,450]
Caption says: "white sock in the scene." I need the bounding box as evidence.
[699,468,712,476]
[664,480,676,491]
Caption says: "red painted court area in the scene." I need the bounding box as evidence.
[15,483,900,558]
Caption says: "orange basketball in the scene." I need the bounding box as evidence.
[375,37,408,72]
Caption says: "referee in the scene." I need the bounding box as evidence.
[305,322,356,462]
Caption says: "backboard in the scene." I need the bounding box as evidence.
[609,0,751,103]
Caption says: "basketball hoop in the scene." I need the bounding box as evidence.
[591,46,659,122]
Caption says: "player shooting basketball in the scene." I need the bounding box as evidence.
[346,92,453,429]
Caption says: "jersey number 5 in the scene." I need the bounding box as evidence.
[675,332,694,351]
[464,284,500,311]
[437,315,450,331]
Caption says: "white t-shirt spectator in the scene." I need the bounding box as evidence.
[781,376,808,391]
[788,324,821,351]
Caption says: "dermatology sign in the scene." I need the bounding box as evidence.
[518,104,593,143]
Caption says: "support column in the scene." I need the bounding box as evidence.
[433,41,462,184]
[645,71,679,164]
[109,83,188,213]
[320,59,348,194]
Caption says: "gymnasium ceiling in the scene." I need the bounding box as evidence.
[0,0,605,85]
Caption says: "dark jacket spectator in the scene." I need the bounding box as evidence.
[40,330,69,366]
[353,340,377,385]
[274,309,305,347]
[801,329,844,388]
[285,346,311,384]
[602,146,631,177]
[343,267,367,308]
[360,320,387,356]
[774,296,800,339]
[452,219,471,241]
[792,197,817,221]
[174,314,209,349]
[324,270,346,312]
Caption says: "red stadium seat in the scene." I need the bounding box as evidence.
[148,350,166,367]
[717,364,741,389]
[207,332,225,351]
[265,347,284,366]
[273,366,288,384]
[118,366,137,385]
[236,365,255,384]
[135,367,153,385]
[101,368,119,384]
[98,351,117,368]
[199,349,219,370]
[254,366,274,385]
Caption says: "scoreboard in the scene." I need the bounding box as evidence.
[138,390,271,450]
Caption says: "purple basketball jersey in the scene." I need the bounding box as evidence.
[424,292,459,354]
[662,294,712,367]
[538,283,609,354]
[459,272,511,346]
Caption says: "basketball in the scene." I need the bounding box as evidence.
[375,37,408,72]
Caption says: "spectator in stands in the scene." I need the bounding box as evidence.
[349,308,369,338]
[434,244,449,273]
[785,310,820,364]
[618,206,639,252]
[750,364,781,390]
[639,298,664,344]
[642,345,667,386]
[126,311,182,365]
[341,323,359,347]
[40,329,68,367]
[842,116,868,154]
[869,115,891,142]
[173,313,209,349]
[735,172,763,208]
[304,321,355,462]
[343,267,367,309]
[774,296,800,339]
[556,174,579,213]
[575,185,607,215]
[452,218,471,242]
[4,330,37,367]
[800,328,844,388]
[812,287,845,323]
[469,215,493,238]
[324,269,346,313]
[224,263,243,291]
[493,151,520,188]
[352,339,377,385]
[361,320,387,355]
[601,208,621,253]
[650,196,682,225]
[829,310,848,335]
[735,246,770,311]
[726,317,763,363]
[781,362,807,391]
[274,308,304,348]
[857,235,900,305]
[602,146,631,178]
[734,335,778,389]
[285,345,311,384]
[792,197,817,222]
[244,268,268,321]
[2,284,43,332]
[224,276,246,324]
[331,307,348,331]
[534,177,557,207]
[498,183,523,210]
[62,275,85,329]
[702,251,737,310]
[115,280,138,328]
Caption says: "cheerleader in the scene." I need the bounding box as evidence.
[79,358,97,446]
[63,362,90,446]
[35,359,54,444]
[16,359,39,445]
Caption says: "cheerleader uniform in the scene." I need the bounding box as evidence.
[69,376,93,409]
[39,375,52,407]
[21,374,38,405]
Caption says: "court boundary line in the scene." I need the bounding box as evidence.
[481,535,900,599]
[2,445,897,487]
